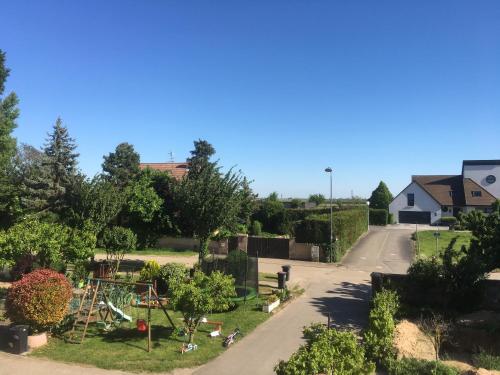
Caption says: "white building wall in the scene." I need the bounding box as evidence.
[463,164,500,198]
[389,182,442,224]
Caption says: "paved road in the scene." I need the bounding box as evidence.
[0,226,413,375]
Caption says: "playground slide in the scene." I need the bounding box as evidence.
[107,301,132,322]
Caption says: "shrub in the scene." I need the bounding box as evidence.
[158,263,187,296]
[472,351,500,370]
[250,220,262,236]
[294,207,368,261]
[275,323,375,375]
[388,358,459,375]
[440,216,457,227]
[0,219,96,275]
[364,289,399,370]
[369,208,388,226]
[5,269,73,332]
[139,260,161,282]
[388,212,394,224]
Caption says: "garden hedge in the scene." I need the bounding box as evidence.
[369,208,388,226]
[294,207,368,261]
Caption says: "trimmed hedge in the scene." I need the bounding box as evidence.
[440,216,457,227]
[370,208,388,226]
[294,207,368,261]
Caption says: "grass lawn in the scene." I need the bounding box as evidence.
[95,248,198,257]
[31,297,269,373]
[414,230,472,259]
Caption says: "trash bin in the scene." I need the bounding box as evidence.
[8,325,29,354]
[281,265,291,281]
[277,272,287,289]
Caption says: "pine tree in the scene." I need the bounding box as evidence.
[186,139,216,178]
[0,50,20,227]
[43,118,80,214]
[102,142,140,188]
[368,181,393,210]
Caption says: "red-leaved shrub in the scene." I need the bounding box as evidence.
[6,269,73,331]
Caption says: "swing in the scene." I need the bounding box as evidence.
[136,319,148,332]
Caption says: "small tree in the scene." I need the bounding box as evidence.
[170,270,236,343]
[420,313,450,362]
[308,194,326,206]
[250,220,262,236]
[101,226,136,277]
[368,181,393,210]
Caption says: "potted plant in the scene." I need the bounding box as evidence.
[262,294,280,313]
[5,269,73,349]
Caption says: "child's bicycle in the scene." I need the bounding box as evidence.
[223,328,240,347]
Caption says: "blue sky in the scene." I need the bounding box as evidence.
[2,1,499,198]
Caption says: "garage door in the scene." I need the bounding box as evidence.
[398,211,431,224]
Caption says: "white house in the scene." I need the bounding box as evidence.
[389,160,499,224]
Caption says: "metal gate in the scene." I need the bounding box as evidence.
[247,237,290,259]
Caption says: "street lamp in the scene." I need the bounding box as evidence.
[366,200,370,232]
[325,167,333,263]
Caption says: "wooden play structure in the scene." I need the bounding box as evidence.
[67,278,175,352]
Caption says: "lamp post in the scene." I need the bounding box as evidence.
[366,200,370,232]
[325,167,333,263]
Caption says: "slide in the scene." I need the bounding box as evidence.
[107,301,132,322]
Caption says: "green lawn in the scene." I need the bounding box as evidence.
[414,230,472,259]
[31,298,268,373]
[95,248,198,257]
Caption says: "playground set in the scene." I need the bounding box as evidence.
[67,278,175,352]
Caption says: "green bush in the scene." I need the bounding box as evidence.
[369,208,388,226]
[294,207,368,261]
[158,263,187,296]
[440,216,457,227]
[388,358,459,375]
[250,220,262,236]
[0,219,96,274]
[275,323,374,375]
[472,351,500,370]
[364,289,399,369]
[6,269,73,332]
[388,213,394,224]
[139,260,161,282]
[101,226,136,253]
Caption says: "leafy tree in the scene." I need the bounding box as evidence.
[0,50,20,227]
[253,193,289,234]
[308,193,326,206]
[63,175,125,235]
[250,220,262,236]
[368,181,393,210]
[186,139,215,178]
[170,270,236,343]
[275,323,374,375]
[102,142,140,188]
[158,263,188,296]
[43,118,80,215]
[101,226,136,276]
[124,170,170,248]
[0,219,96,271]
[238,177,257,228]
[173,160,250,262]
[290,198,301,209]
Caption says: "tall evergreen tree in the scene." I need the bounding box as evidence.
[102,142,140,188]
[368,181,393,210]
[186,139,215,178]
[43,118,80,214]
[0,50,20,227]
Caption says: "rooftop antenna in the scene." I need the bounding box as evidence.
[168,151,175,163]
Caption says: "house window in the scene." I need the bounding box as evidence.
[448,191,454,197]
[441,206,449,212]
[407,193,415,206]
[471,191,482,197]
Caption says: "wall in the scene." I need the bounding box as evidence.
[463,164,500,198]
[290,242,316,260]
[156,236,228,255]
[389,182,442,224]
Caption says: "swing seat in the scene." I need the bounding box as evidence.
[136,319,148,332]
[96,321,112,331]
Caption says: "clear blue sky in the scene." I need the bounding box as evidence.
[2,1,499,198]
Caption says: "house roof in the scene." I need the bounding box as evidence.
[463,178,497,206]
[411,175,465,206]
[410,175,496,207]
[139,162,189,180]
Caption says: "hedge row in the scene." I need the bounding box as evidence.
[294,207,368,261]
[369,208,388,226]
